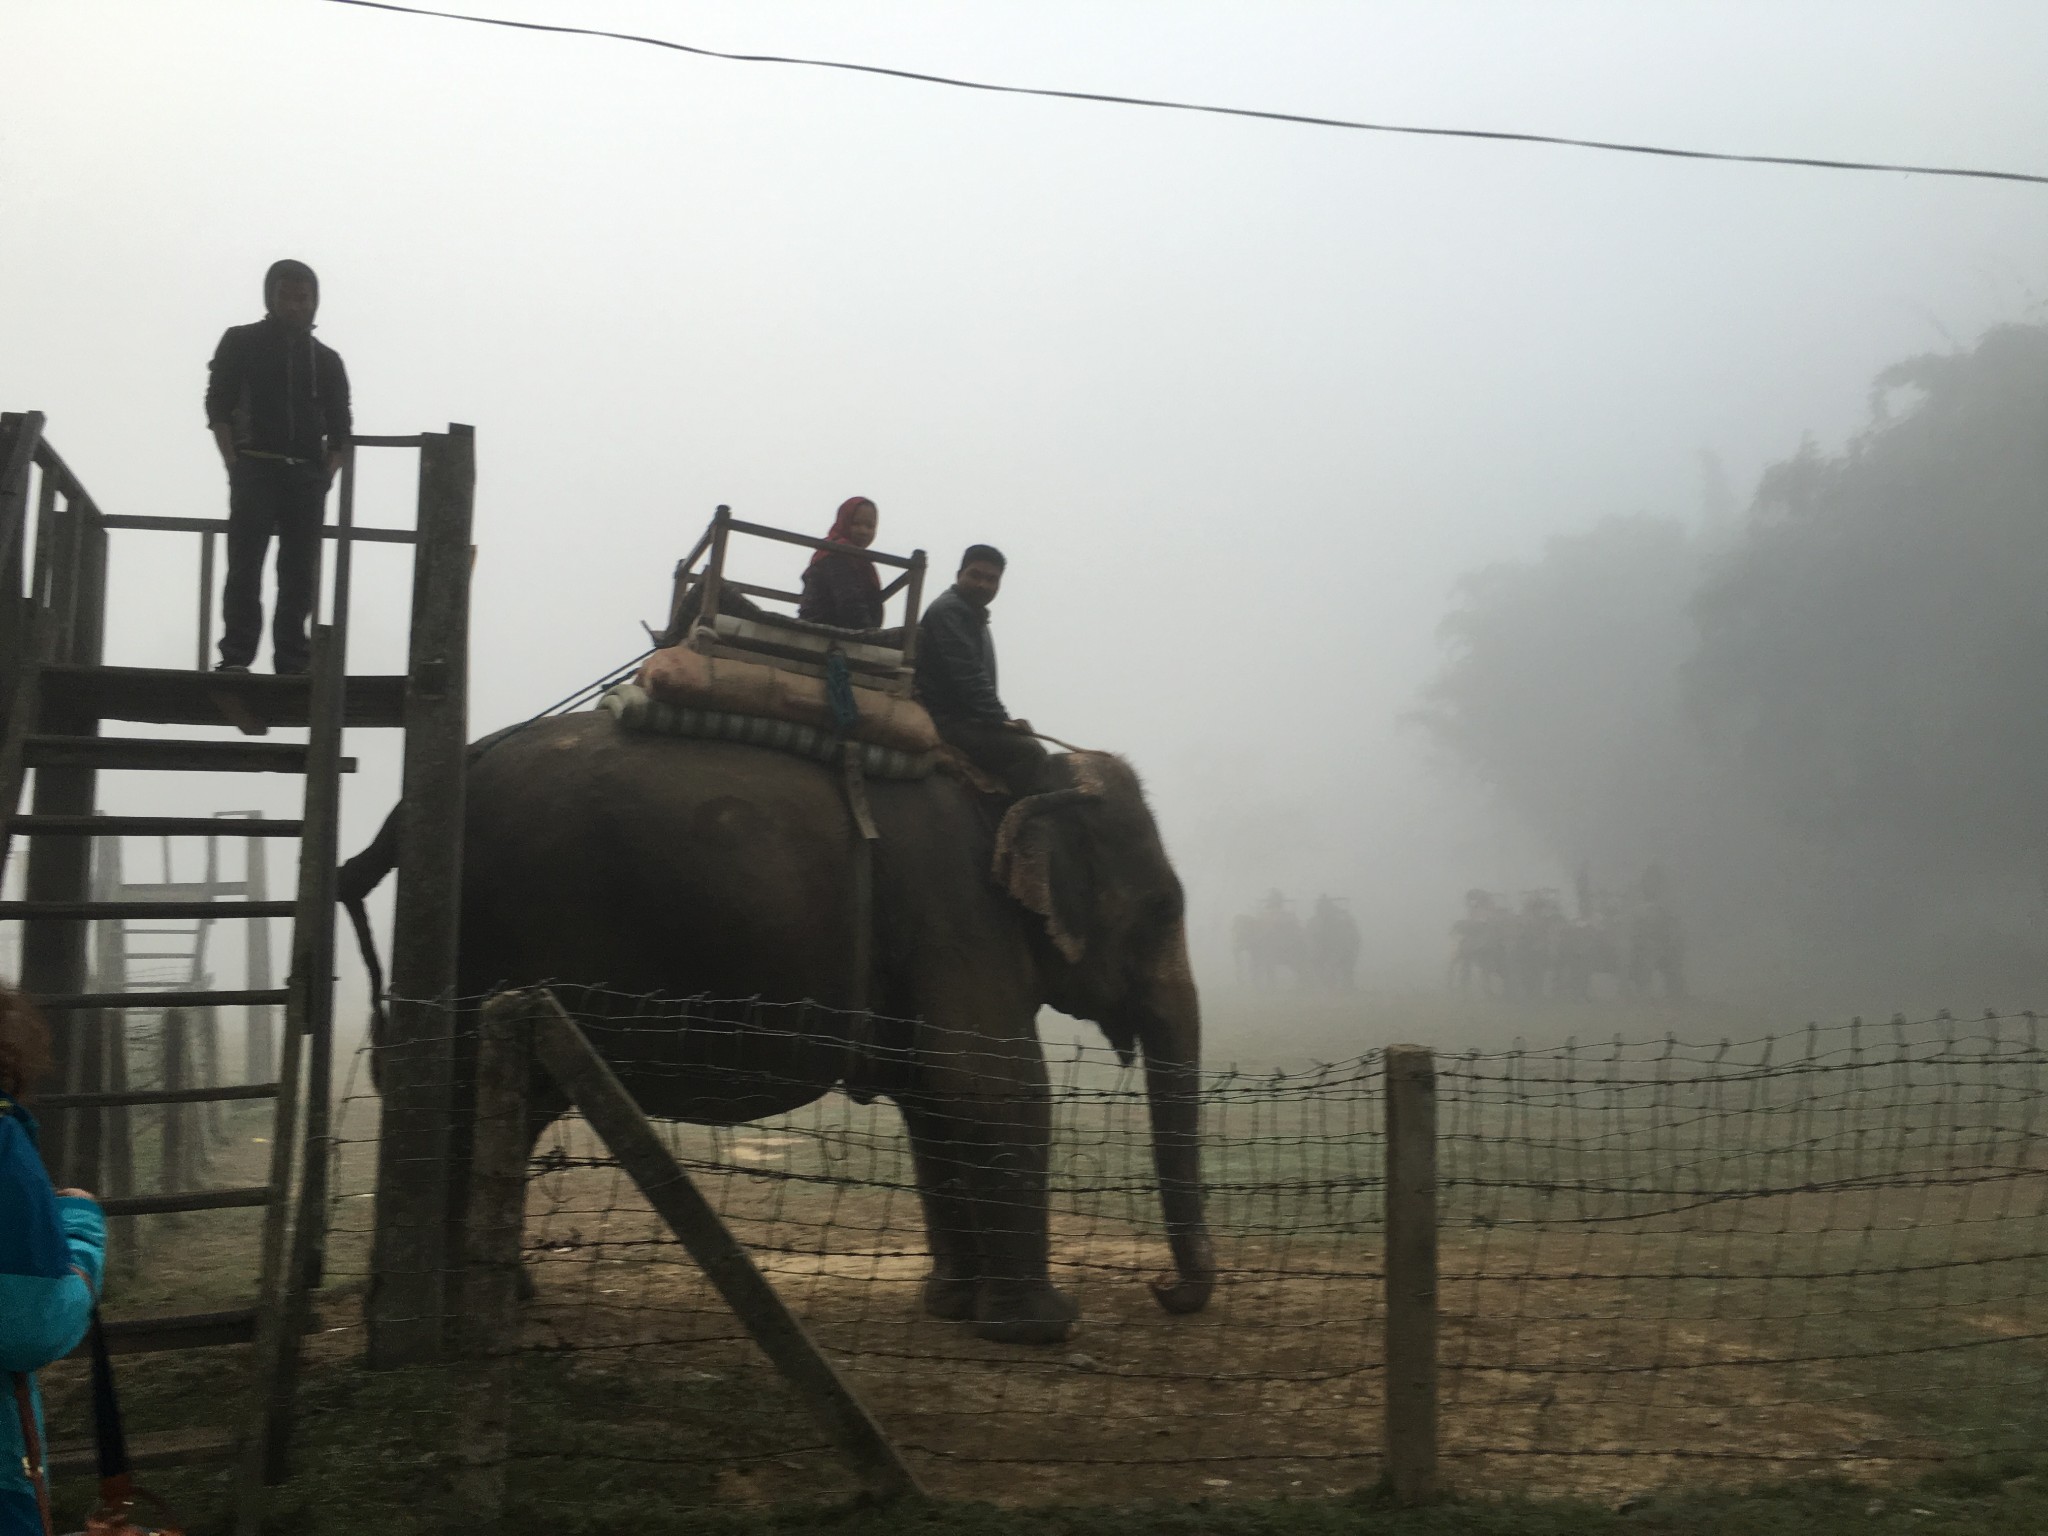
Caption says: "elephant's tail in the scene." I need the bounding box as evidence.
[338,808,400,1046]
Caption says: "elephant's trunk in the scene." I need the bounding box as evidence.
[1138,930,1215,1314]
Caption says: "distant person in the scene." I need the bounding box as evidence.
[914,544,1048,792]
[204,258,353,675]
[0,988,105,1536]
[798,496,885,631]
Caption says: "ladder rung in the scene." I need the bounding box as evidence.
[50,1427,237,1478]
[76,1305,259,1357]
[36,1082,278,1109]
[119,880,250,898]
[99,1186,271,1217]
[35,987,288,1012]
[12,814,305,836]
[0,899,295,920]
[24,735,355,774]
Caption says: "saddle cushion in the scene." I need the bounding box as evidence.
[636,642,941,756]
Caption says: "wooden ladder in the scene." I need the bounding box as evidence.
[0,411,471,1520]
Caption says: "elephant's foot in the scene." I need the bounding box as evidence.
[921,1270,979,1321]
[971,1281,1078,1346]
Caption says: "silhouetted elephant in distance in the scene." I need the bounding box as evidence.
[341,712,1213,1345]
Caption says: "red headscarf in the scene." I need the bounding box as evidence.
[810,496,880,588]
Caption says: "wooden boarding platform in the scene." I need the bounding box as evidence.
[0,410,476,1530]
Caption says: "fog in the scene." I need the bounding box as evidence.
[7,1,2048,1055]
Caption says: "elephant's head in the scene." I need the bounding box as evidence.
[992,752,1215,1315]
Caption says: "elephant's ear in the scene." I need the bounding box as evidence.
[992,756,1107,964]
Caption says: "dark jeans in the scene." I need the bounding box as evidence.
[221,456,325,671]
[932,715,1053,796]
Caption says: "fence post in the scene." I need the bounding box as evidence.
[368,424,474,1368]
[1383,1043,1438,1503]
[453,991,534,1526]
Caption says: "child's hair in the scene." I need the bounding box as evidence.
[0,985,53,1098]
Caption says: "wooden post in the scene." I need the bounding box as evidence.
[697,505,730,631]
[1383,1044,1439,1503]
[0,413,44,741]
[367,425,474,1368]
[90,831,136,1280]
[196,529,215,671]
[452,991,534,1524]
[527,989,922,1500]
[235,625,338,1517]
[160,1008,194,1195]
[244,827,276,1084]
[896,549,928,670]
[22,493,98,1185]
[267,630,346,1459]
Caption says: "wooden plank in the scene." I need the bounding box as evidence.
[15,814,305,837]
[51,1427,236,1480]
[723,514,915,568]
[99,1185,270,1217]
[452,991,534,1520]
[367,425,474,1370]
[38,1082,277,1110]
[529,989,921,1500]
[22,736,356,774]
[1383,1044,1439,1504]
[39,986,284,1012]
[37,663,406,730]
[348,434,426,447]
[99,513,416,544]
[0,900,296,920]
[710,613,908,668]
[67,1306,259,1357]
[36,987,286,1012]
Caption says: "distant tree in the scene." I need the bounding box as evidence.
[1689,325,2048,880]
[1414,513,1706,877]
[1421,323,2048,996]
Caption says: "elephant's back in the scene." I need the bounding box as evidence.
[460,711,868,1000]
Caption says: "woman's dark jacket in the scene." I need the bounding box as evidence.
[798,553,885,631]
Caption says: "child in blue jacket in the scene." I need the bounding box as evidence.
[0,992,105,1535]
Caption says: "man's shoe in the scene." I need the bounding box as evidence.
[214,662,250,675]
[275,661,308,677]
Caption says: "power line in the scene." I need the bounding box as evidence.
[320,0,2048,189]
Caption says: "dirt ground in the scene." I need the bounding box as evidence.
[374,1103,2048,1513]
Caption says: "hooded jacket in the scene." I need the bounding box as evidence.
[204,260,352,461]
[0,1095,104,1533]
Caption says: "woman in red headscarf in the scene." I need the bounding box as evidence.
[798,496,884,631]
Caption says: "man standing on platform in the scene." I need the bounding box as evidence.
[914,544,1050,793]
[203,259,352,675]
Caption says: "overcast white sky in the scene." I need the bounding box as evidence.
[6,0,2048,997]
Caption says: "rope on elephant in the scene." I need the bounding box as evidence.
[316,993,2048,1511]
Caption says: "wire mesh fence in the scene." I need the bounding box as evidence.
[311,996,2048,1510]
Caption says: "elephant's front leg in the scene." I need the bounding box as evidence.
[897,1094,985,1322]
[908,1024,1075,1345]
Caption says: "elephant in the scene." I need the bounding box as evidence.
[341,712,1214,1346]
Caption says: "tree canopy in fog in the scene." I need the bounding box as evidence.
[1421,324,2048,999]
